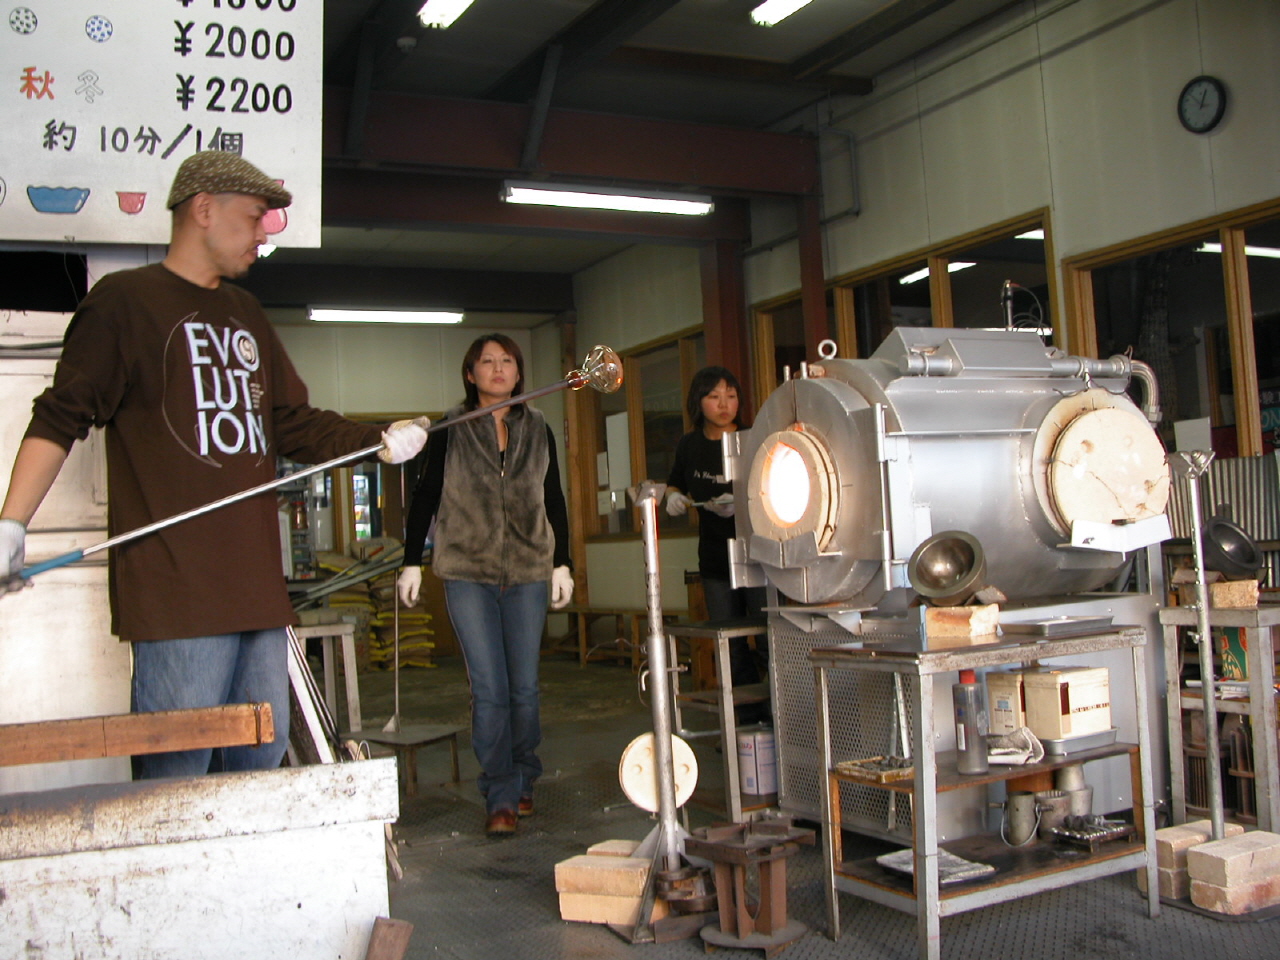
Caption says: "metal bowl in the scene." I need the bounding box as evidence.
[1202,516,1262,580]
[908,530,986,606]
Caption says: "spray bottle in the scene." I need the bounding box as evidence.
[953,668,989,774]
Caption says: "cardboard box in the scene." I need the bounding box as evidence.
[736,729,777,795]
[1023,666,1111,740]
[986,671,1025,736]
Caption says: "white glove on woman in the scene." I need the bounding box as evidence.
[664,490,692,516]
[1,519,26,593]
[704,493,735,518]
[378,417,430,464]
[550,565,574,609]
[397,566,423,607]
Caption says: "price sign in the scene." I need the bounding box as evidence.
[0,0,322,245]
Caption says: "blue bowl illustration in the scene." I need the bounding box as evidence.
[27,186,90,214]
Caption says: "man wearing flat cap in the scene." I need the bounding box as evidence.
[0,151,428,778]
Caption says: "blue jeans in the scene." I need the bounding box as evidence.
[132,628,290,779]
[444,579,547,814]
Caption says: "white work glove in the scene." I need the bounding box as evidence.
[397,566,423,607]
[378,417,430,465]
[704,493,735,518]
[1,519,27,593]
[550,565,574,609]
[665,490,692,517]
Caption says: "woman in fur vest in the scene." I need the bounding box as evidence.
[398,334,573,837]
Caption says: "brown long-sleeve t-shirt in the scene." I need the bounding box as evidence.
[25,263,383,642]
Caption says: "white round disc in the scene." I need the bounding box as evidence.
[1048,407,1170,526]
[617,732,698,813]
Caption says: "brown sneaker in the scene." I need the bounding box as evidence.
[485,809,518,837]
[518,796,534,818]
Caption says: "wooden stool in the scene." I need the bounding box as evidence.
[292,622,362,733]
[353,724,463,798]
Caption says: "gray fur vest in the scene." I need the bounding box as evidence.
[431,403,554,585]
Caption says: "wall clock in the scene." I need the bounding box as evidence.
[1178,75,1227,134]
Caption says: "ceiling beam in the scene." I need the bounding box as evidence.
[520,45,563,171]
[485,0,684,102]
[327,0,423,82]
[789,0,961,80]
[607,46,873,97]
[320,168,751,243]
[326,87,820,196]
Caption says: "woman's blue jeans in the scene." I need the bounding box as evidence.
[132,628,290,779]
[444,579,547,814]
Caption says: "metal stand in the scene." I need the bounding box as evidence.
[1170,450,1228,840]
[617,482,697,944]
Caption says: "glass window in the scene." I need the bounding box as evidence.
[948,232,1051,336]
[637,343,685,505]
[1245,221,1280,453]
[767,301,807,385]
[586,331,704,538]
[845,262,932,358]
[1091,236,1226,452]
[596,381,632,534]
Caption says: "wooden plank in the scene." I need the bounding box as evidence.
[0,704,273,768]
[364,917,414,960]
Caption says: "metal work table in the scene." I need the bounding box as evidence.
[667,618,772,824]
[811,627,1159,960]
[1158,604,1280,831]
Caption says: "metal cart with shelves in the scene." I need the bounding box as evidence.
[811,627,1159,960]
[667,619,773,824]
[1158,604,1280,831]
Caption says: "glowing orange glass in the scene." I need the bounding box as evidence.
[762,441,810,526]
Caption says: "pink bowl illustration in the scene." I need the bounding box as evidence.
[262,180,288,235]
[117,191,146,215]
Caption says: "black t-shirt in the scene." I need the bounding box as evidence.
[666,429,736,580]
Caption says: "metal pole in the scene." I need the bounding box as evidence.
[17,347,623,582]
[1171,451,1225,839]
[635,481,682,871]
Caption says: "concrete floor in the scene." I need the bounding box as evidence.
[346,655,1280,960]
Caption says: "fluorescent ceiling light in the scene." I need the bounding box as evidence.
[1015,229,1045,240]
[502,180,713,216]
[898,262,976,285]
[417,0,475,29]
[309,308,464,325]
[751,0,815,26]
[1198,241,1280,259]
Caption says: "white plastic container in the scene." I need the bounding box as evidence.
[737,730,777,795]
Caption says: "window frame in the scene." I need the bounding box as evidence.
[1062,197,1280,457]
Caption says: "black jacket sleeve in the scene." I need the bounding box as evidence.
[544,424,572,571]
[401,427,449,566]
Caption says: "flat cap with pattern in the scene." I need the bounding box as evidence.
[166,151,293,210]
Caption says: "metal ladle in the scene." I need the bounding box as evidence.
[15,344,623,583]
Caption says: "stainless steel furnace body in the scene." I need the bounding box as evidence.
[724,328,1172,840]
